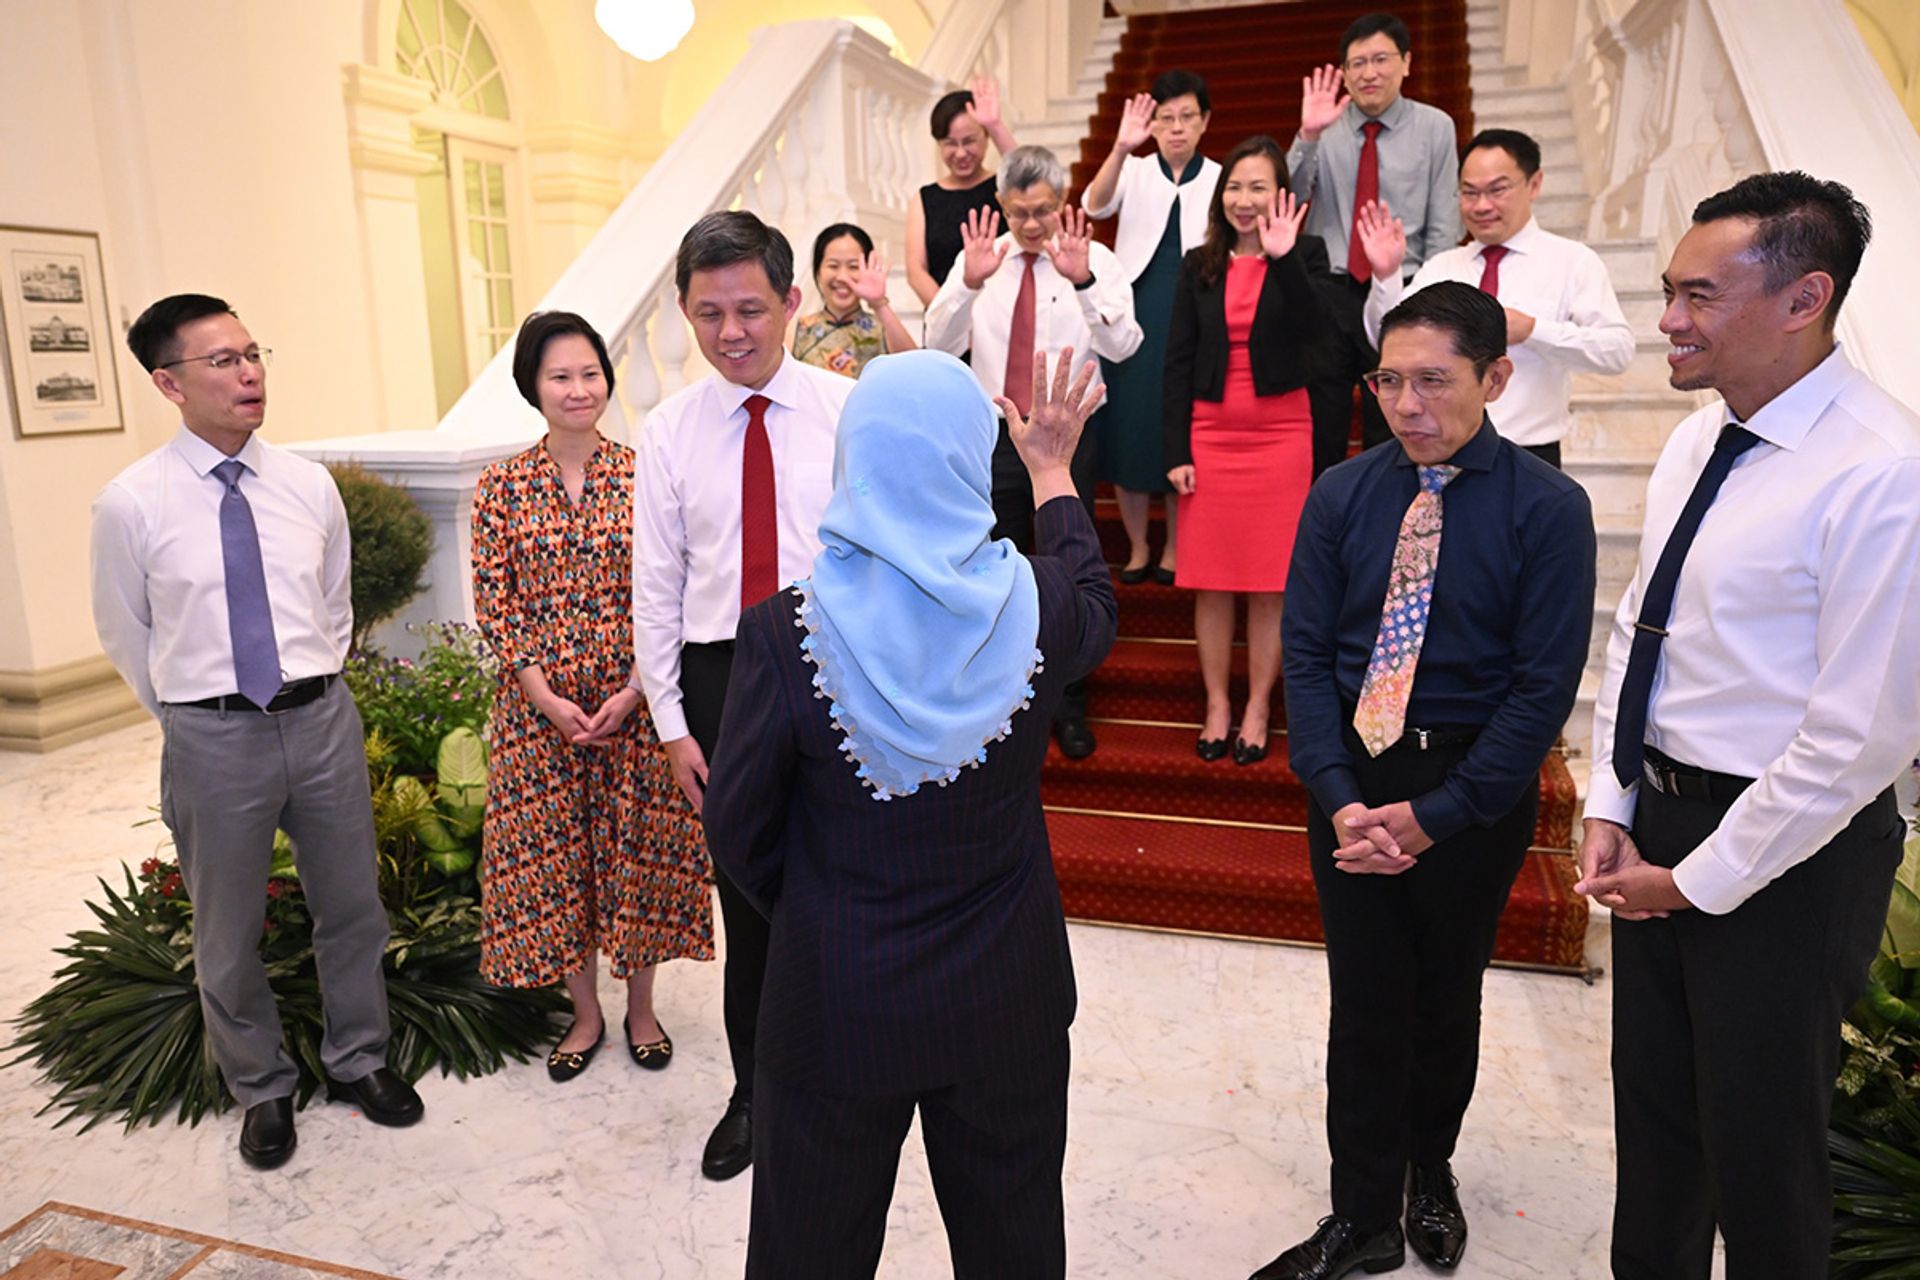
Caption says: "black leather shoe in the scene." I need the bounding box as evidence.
[1152,564,1177,586]
[239,1096,296,1170]
[1232,734,1270,766]
[1118,563,1152,585]
[1056,718,1097,760]
[325,1066,424,1126]
[1249,1216,1404,1279]
[1196,736,1230,761]
[625,1014,672,1071]
[1405,1162,1467,1268]
[546,1020,606,1082]
[702,1098,752,1181]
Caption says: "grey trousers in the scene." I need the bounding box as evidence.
[159,679,391,1107]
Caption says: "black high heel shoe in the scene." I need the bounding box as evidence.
[1232,734,1270,766]
[1196,735,1230,762]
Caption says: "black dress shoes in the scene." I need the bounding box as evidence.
[1405,1162,1468,1268]
[1196,736,1230,762]
[1232,734,1270,766]
[1151,565,1177,586]
[625,1015,672,1071]
[1055,718,1097,760]
[1249,1216,1404,1279]
[1118,563,1152,585]
[702,1098,752,1181]
[325,1066,425,1126]
[239,1096,296,1170]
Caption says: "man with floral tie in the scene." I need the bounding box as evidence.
[1262,282,1593,1279]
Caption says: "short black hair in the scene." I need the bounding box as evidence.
[1150,68,1210,115]
[1341,12,1412,61]
[127,294,237,372]
[1691,171,1871,321]
[811,223,875,279]
[1379,281,1507,375]
[930,89,975,142]
[510,311,615,410]
[675,210,796,299]
[1463,128,1541,178]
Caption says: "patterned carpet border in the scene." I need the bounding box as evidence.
[0,1203,402,1280]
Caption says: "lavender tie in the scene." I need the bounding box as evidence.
[213,459,283,707]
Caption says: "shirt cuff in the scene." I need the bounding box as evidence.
[1670,836,1753,916]
[1580,769,1639,828]
[1409,786,1469,846]
[649,696,690,744]
[1307,765,1364,818]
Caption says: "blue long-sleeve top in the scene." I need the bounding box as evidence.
[1281,419,1596,842]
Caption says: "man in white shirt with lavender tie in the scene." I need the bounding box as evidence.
[1354,127,1635,468]
[91,294,422,1172]
[631,211,852,1182]
[1578,173,1920,1278]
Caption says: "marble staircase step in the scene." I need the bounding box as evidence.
[1567,389,1693,454]
[1592,517,1643,592]
[1564,451,1665,520]
[1570,338,1680,396]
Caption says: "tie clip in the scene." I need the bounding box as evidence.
[1633,621,1669,637]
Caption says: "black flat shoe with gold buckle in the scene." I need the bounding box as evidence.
[547,1020,605,1083]
[625,1014,673,1071]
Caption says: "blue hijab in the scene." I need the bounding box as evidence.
[795,350,1042,800]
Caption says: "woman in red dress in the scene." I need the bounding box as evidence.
[1163,135,1326,765]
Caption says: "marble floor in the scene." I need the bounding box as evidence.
[1,722,1648,1279]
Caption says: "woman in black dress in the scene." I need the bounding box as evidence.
[906,74,1018,306]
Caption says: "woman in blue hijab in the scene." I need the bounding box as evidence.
[704,346,1116,1279]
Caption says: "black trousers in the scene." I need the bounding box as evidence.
[681,639,770,1105]
[746,1036,1070,1280]
[1521,441,1561,469]
[1306,732,1536,1228]
[1306,275,1391,478]
[990,422,1095,724]
[1610,774,1902,1280]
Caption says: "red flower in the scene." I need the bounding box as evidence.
[141,858,162,877]
[161,873,183,898]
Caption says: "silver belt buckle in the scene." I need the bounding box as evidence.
[1641,759,1667,794]
[1415,728,1431,750]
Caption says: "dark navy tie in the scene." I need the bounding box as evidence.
[213,459,283,707]
[1610,423,1762,789]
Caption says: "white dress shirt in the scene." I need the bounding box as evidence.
[1364,219,1634,446]
[923,237,1143,403]
[1083,153,1221,283]
[631,351,852,743]
[1586,345,1920,914]
[91,426,352,717]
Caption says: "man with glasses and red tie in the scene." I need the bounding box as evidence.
[631,211,853,1182]
[1287,11,1461,477]
[91,294,424,1172]
[1266,283,1593,1279]
[1352,128,1634,469]
[924,144,1142,759]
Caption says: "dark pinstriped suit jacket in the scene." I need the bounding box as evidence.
[703,496,1117,1097]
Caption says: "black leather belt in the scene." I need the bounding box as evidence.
[1393,725,1481,752]
[1641,745,1754,805]
[169,673,337,714]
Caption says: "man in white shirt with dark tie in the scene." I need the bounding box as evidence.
[1577,173,1920,1279]
[1354,128,1634,467]
[632,211,852,1182]
[924,143,1142,757]
[91,294,423,1172]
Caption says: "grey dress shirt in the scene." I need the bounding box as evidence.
[1287,94,1463,278]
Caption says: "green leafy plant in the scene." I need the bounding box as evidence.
[343,622,494,776]
[328,462,433,652]
[7,714,561,1132]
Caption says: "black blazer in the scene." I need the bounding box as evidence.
[703,497,1117,1096]
[1162,237,1330,469]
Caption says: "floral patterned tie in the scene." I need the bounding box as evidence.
[1352,464,1462,756]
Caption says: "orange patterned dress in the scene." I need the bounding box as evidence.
[471,437,714,987]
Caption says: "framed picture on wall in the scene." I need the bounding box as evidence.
[0,225,125,438]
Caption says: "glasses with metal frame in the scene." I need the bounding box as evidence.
[1362,369,1459,400]
[1344,51,1404,74]
[1153,110,1203,127]
[159,347,273,372]
[1459,180,1520,203]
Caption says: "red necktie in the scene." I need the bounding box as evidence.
[739,393,778,612]
[1346,121,1385,281]
[1003,253,1039,417]
[1477,244,1509,297]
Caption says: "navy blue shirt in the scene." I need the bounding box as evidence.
[1281,419,1595,842]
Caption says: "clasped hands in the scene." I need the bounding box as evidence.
[1574,819,1692,918]
[1330,801,1433,875]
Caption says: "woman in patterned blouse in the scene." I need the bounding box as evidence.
[471,311,714,1083]
[791,223,916,379]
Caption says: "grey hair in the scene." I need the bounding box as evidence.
[674,210,796,298]
[998,145,1068,198]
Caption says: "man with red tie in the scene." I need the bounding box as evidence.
[924,144,1142,758]
[1287,11,1461,476]
[1353,129,1635,469]
[632,210,853,1182]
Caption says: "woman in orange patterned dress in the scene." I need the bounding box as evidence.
[471,310,714,1083]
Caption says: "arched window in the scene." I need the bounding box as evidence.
[396,0,521,412]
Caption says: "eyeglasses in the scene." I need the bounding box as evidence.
[1345,52,1403,73]
[1460,181,1518,202]
[160,347,273,372]
[999,203,1057,226]
[1154,110,1203,127]
[1363,369,1458,399]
